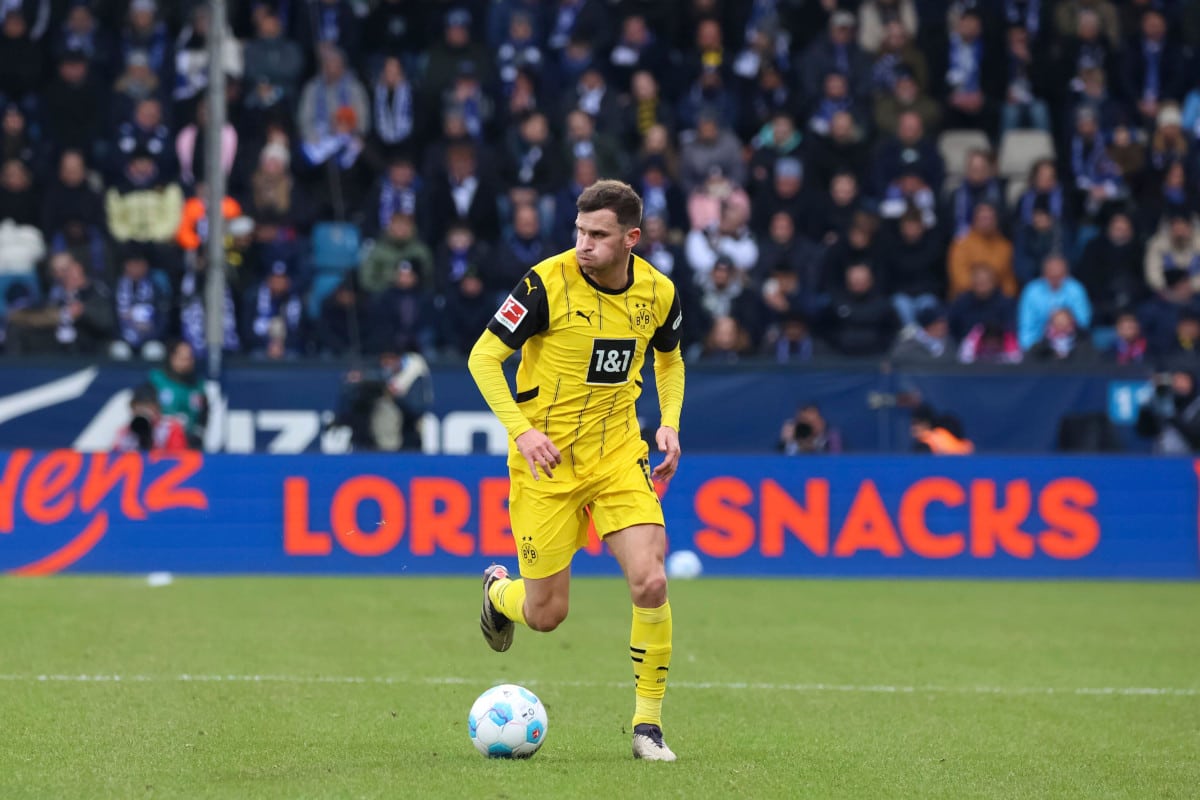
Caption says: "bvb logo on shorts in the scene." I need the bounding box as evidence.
[519,535,538,564]
[633,302,653,332]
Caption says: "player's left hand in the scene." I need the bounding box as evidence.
[652,426,681,482]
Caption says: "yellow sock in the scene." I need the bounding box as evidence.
[488,577,527,626]
[630,601,672,727]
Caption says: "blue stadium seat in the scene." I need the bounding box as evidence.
[311,222,362,272]
[307,271,346,319]
[0,273,38,317]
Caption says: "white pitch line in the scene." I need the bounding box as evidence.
[0,673,1195,697]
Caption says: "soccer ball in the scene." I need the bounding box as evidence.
[666,549,703,579]
[467,684,548,758]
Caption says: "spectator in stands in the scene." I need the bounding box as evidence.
[944,8,1001,136]
[430,140,500,245]
[872,110,944,197]
[799,11,871,104]
[1140,157,1193,235]
[0,158,37,227]
[0,103,42,177]
[1136,368,1200,454]
[112,45,161,122]
[1055,0,1122,47]
[822,210,881,293]
[1145,210,1200,292]
[750,157,810,238]
[807,72,859,139]
[302,102,372,219]
[608,13,666,92]
[7,252,114,355]
[492,204,550,297]
[442,60,495,144]
[747,111,802,199]
[694,255,760,349]
[619,70,675,153]
[767,311,817,363]
[364,156,426,240]
[1139,269,1200,356]
[438,267,494,358]
[433,221,490,296]
[296,0,361,59]
[699,314,753,363]
[779,404,842,454]
[757,210,823,303]
[948,202,1016,299]
[860,0,919,54]
[552,155,598,245]
[1000,23,1052,134]
[759,256,810,336]
[874,68,941,138]
[805,111,870,191]
[815,171,866,247]
[424,7,494,102]
[111,247,168,361]
[1068,105,1127,220]
[679,106,745,194]
[44,48,104,160]
[50,216,108,281]
[361,211,434,293]
[1026,308,1096,362]
[112,97,173,183]
[495,10,544,96]
[245,259,303,360]
[173,4,242,118]
[371,258,433,356]
[823,263,899,357]
[243,3,303,103]
[688,164,750,233]
[147,340,207,447]
[879,209,945,327]
[560,108,623,183]
[739,63,793,142]
[1079,210,1146,325]
[564,66,619,137]
[870,154,928,219]
[947,149,1005,241]
[636,122,679,181]
[686,194,758,278]
[635,155,686,234]
[949,262,1018,341]
[1166,309,1200,361]
[869,19,927,92]
[1017,254,1093,350]
[636,213,690,301]
[120,0,172,82]
[105,150,184,258]
[0,10,46,102]
[503,112,563,211]
[1124,9,1186,130]
[1105,310,1148,364]
[176,251,240,361]
[1013,194,1070,285]
[246,140,311,232]
[112,383,188,453]
[42,150,104,238]
[299,44,369,147]
[176,99,237,189]
[892,304,954,362]
[176,182,241,253]
[316,273,368,358]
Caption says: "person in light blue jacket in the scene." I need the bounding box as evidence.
[1017,253,1092,351]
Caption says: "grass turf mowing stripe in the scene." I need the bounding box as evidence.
[0,672,1196,697]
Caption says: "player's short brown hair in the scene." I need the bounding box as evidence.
[576,180,643,229]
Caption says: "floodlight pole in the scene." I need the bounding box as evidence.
[204,0,228,378]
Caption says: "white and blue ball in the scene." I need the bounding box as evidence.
[666,549,703,579]
[468,684,548,758]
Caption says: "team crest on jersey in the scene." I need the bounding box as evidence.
[519,535,538,564]
[633,302,653,332]
[495,295,528,332]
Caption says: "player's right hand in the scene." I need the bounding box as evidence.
[515,429,562,481]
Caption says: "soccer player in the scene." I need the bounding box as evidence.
[467,180,685,761]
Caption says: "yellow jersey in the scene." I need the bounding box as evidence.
[475,249,683,477]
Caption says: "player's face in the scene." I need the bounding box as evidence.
[575,209,639,277]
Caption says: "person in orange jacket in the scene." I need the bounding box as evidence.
[910,404,975,454]
[946,202,1017,299]
[176,183,242,251]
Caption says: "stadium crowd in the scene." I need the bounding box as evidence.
[1,0,1200,368]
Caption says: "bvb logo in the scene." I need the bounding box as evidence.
[633,303,653,332]
[520,535,538,564]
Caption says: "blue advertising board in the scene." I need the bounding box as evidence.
[1,451,1195,579]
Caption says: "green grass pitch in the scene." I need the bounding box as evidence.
[0,576,1197,799]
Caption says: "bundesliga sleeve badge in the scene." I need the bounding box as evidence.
[495,295,528,332]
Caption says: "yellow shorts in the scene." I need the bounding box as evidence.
[507,438,664,578]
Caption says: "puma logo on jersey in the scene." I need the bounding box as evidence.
[575,310,594,324]
[524,277,536,293]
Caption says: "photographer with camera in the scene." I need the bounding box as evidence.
[1135,368,1200,454]
[112,383,188,454]
[779,404,842,455]
[332,349,433,452]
